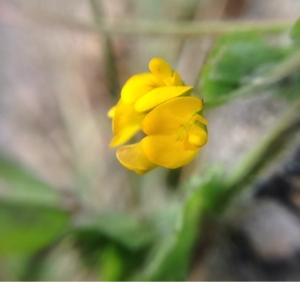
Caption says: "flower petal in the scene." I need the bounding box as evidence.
[141,134,199,169]
[142,96,203,135]
[107,105,117,118]
[111,100,145,146]
[149,57,173,80]
[121,73,161,105]
[187,124,208,148]
[193,114,208,126]
[134,86,193,112]
[163,71,183,86]
[109,125,140,147]
[117,143,157,174]
[182,134,199,151]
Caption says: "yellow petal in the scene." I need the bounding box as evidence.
[109,125,140,147]
[187,124,208,148]
[121,73,161,105]
[182,134,199,151]
[107,105,117,118]
[134,86,193,112]
[149,57,173,80]
[142,96,203,135]
[141,134,199,169]
[194,115,208,126]
[111,99,145,146]
[117,143,157,174]
[163,71,183,86]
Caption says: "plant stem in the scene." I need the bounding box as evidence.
[101,20,292,37]
[223,97,300,205]
[6,4,292,37]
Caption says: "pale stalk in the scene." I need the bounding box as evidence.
[4,4,292,37]
[224,97,300,205]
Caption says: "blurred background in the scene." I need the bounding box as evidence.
[0,0,300,280]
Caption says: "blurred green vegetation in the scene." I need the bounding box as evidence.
[1,1,300,281]
[200,33,290,104]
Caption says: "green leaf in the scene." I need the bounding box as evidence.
[200,33,289,104]
[275,70,300,100]
[99,245,124,281]
[135,193,202,280]
[291,18,300,42]
[0,200,70,255]
[0,153,61,207]
[0,255,30,280]
[135,174,224,281]
[75,213,155,251]
[183,166,226,214]
[73,214,156,281]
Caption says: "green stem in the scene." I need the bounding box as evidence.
[9,5,292,37]
[102,20,292,37]
[223,97,300,205]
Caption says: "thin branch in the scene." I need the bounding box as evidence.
[1,4,293,37]
[223,97,300,205]
[102,20,292,37]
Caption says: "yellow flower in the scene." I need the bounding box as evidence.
[109,58,192,147]
[108,57,208,174]
[117,97,208,174]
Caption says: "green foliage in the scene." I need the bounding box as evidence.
[73,214,156,280]
[75,214,155,251]
[291,18,300,42]
[0,154,70,255]
[136,172,225,281]
[187,166,227,215]
[275,70,300,100]
[200,33,289,105]
[99,245,124,281]
[0,153,61,207]
[0,200,69,255]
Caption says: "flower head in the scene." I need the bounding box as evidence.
[109,58,208,174]
[109,58,192,147]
